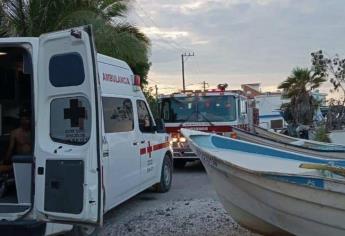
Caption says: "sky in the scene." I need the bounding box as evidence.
[126,0,345,97]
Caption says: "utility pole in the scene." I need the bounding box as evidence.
[181,52,194,91]
[154,85,159,116]
[155,85,158,98]
[202,81,209,91]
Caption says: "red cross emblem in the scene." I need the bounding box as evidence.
[147,141,152,158]
[64,99,86,128]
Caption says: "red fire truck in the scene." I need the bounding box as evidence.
[159,88,250,168]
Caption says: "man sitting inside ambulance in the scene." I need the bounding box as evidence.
[3,108,32,165]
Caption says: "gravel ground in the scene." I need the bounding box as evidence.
[97,161,259,236]
[100,198,257,236]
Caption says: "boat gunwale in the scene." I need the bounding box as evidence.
[255,125,343,147]
[182,130,345,188]
[233,126,345,153]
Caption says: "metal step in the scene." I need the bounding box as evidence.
[0,203,30,213]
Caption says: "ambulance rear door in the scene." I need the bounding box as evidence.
[34,26,103,225]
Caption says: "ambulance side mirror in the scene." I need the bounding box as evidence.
[154,118,166,133]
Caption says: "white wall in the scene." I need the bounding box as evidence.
[255,94,289,116]
[255,94,289,129]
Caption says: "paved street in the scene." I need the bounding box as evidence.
[98,161,258,236]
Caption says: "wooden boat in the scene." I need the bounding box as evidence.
[232,126,345,159]
[255,125,345,152]
[182,128,345,236]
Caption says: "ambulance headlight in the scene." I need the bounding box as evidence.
[172,137,178,142]
[179,137,186,143]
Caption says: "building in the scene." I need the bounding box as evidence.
[241,83,261,99]
[242,83,289,130]
[254,92,290,129]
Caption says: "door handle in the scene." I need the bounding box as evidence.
[133,142,138,146]
[141,140,145,144]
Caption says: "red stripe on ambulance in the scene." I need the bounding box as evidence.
[140,141,170,156]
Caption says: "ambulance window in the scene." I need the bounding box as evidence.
[137,100,153,133]
[49,52,85,87]
[102,97,134,133]
[50,96,91,145]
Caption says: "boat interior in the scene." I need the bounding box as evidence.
[187,132,345,179]
[0,46,33,213]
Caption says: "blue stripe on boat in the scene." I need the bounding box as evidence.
[210,135,345,166]
[259,114,283,118]
[265,175,324,189]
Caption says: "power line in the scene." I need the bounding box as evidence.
[133,0,190,52]
[147,78,160,84]
[131,7,183,52]
[131,2,205,90]
[130,10,177,51]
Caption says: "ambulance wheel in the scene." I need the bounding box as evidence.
[69,225,99,236]
[174,159,186,169]
[155,154,172,193]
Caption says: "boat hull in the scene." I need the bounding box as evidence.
[254,126,345,152]
[234,127,345,159]
[191,145,345,236]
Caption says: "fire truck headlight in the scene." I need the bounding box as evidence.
[179,137,186,143]
[172,137,178,143]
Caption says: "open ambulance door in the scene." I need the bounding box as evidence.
[34,26,103,225]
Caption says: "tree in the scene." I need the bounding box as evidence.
[0,0,151,85]
[278,67,326,126]
[143,87,159,119]
[311,50,345,130]
[311,50,345,94]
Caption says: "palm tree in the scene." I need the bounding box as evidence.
[0,0,151,85]
[278,67,326,126]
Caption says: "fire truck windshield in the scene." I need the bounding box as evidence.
[160,95,237,123]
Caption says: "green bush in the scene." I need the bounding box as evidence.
[313,126,331,143]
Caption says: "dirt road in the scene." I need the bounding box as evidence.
[98,161,258,236]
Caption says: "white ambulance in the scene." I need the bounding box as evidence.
[0,26,173,235]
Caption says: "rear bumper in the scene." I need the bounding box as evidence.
[0,220,46,236]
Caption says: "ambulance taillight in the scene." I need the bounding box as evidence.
[133,75,141,91]
[134,75,141,86]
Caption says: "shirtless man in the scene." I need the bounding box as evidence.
[3,109,32,164]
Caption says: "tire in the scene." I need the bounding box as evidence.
[155,154,173,193]
[174,159,187,169]
[66,225,99,236]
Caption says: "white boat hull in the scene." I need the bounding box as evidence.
[200,157,345,236]
[234,127,345,159]
[254,126,345,152]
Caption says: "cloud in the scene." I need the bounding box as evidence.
[128,0,345,99]
[140,26,189,40]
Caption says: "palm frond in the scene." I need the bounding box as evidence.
[0,0,151,85]
[100,0,129,18]
[112,22,150,45]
